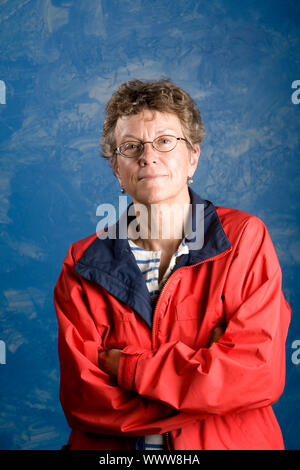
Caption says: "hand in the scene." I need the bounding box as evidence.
[98,348,122,377]
[208,323,226,347]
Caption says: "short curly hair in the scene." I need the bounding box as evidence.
[100,78,205,168]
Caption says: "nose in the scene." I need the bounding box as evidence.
[138,141,158,165]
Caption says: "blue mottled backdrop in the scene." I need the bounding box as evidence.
[0,0,299,450]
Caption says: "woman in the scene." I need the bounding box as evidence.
[54,79,291,450]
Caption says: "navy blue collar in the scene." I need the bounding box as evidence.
[74,189,231,328]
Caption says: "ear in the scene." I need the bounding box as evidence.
[188,144,201,176]
[110,157,121,182]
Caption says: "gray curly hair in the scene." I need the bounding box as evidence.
[100,78,205,170]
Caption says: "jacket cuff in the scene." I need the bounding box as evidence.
[117,345,146,391]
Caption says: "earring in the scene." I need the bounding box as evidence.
[120,187,126,193]
[187,176,193,184]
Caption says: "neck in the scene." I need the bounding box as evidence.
[128,190,192,252]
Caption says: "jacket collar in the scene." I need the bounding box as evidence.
[74,189,231,328]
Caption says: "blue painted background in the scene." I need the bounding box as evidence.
[0,0,299,450]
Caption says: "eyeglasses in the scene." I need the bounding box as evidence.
[114,135,190,158]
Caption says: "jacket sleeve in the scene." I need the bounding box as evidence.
[117,216,291,415]
[54,246,207,436]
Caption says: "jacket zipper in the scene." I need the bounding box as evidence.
[163,431,171,450]
[151,246,232,450]
[152,246,232,345]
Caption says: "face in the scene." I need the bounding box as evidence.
[113,109,200,207]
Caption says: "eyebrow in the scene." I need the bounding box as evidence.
[120,130,178,141]
[120,134,140,141]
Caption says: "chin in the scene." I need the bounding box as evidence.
[134,187,176,206]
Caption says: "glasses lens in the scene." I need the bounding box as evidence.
[119,141,143,157]
[153,135,177,152]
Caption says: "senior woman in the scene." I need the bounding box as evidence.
[54,79,291,450]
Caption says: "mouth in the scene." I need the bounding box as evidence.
[138,175,167,182]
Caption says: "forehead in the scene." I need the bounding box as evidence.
[115,109,183,140]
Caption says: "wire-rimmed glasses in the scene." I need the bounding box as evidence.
[114,135,190,158]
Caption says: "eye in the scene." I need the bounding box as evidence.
[123,142,139,150]
[158,137,171,145]
[154,135,176,151]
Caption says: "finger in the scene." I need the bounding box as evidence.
[98,350,108,368]
[208,324,226,347]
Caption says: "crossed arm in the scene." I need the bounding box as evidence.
[98,325,226,377]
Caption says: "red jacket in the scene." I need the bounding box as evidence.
[54,190,291,450]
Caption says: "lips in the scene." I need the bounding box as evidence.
[138,174,167,181]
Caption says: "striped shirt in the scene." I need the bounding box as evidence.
[128,237,189,450]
